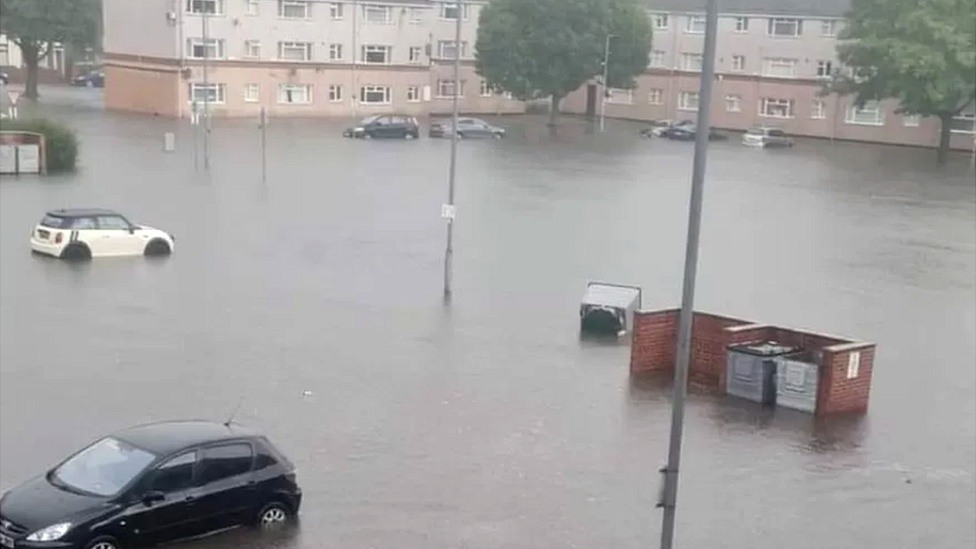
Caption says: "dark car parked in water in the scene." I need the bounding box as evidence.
[342,114,420,139]
[0,421,301,549]
[656,125,728,142]
[71,71,104,88]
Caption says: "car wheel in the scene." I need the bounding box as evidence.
[363,132,372,140]
[60,243,91,261]
[85,536,122,549]
[405,132,415,140]
[255,501,291,530]
[144,239,172,256]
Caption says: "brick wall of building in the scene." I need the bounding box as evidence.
[104,65,181,118]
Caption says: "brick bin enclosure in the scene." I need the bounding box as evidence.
[630,309,876,415]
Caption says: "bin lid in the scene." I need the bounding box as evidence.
[581,284,640,310]
[729,341,799,357]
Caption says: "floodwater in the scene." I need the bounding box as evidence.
[1,88,975,548]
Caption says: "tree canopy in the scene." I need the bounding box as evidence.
[475,0,652,123]
[831,0,976,162]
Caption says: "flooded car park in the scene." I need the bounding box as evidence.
[1,100,974,548]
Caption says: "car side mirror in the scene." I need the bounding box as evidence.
[142,491,165,505]
[128,226,138,234]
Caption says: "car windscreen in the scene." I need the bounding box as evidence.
[746,128,765,135]
[360,115,381,125]
[40,215,71,229]
[51,437,157,497]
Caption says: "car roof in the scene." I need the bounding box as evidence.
[46,208,121,218]
[113,420,260,456]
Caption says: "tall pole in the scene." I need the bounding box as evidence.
[442,1,462,300]
[599,34,612,132]
[658,0,719,546]
[260,107,267,183]
[202,7,211,170]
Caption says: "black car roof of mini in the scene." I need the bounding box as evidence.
[46,208,121,217]
[112,420,260,456]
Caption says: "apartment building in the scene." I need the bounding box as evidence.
[102,0,523,118]
[562,0,975,150]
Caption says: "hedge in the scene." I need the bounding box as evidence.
[0,118,78,172]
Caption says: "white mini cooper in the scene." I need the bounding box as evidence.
[30,208,175,260]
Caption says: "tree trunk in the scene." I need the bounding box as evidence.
[20,41,42,100]
[937,112,953,165]
[548,95,561,127]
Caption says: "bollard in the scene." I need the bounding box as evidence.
[163,132,176,153]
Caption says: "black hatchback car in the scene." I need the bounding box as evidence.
[0,421,301,549]
[342,114,420,139]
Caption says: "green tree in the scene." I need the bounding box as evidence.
[830,0,976,163]
[475,0,652,126]
[0,0,101,100]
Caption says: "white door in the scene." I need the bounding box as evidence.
[95,215,142,256]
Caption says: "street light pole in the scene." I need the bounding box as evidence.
[443,1,463,300]
[658,0,719,546]
[599,34,613,132]
[202,7,211,171]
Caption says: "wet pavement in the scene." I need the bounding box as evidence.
[1,87,975,548]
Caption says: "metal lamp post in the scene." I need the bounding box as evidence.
[599,33,614,132]
[442,1,463,300]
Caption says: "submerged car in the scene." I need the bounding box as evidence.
[742,126,794,148]
[30,208,175,260]
[657,125,728,142]
[0,420,301,549]
[71,71,104,88]
[640,119,694,138]
[429,117,506,139]
[342,115,420,139]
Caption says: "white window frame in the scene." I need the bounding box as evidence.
[408,7,424,23]
[816,60,833,78]
[846,352,860,379]
[189,83,226,104]
[328,84,343,103]
[762,57,798,78]
[439,3,469,20]
[330,2,343,19]
[278,83,312,105]
[767,18,802,37]
[437,40,466,59]
[678,91,699,112]
[821,19,838,37]
[329,43,343,61]
[244,40,261,59]
[437,79,464,98]
[187,38,224,59]
[278,41,312,61]
[649,50,666,68]
[647,88,663,105]
[408,46,423,64]
[725,94,742,112]
[245,0,258,16]
[479,80,492,97]
[845,102,884,126]
[902,113,920,127]
[685,15,706,34]
[407,86,421,102]
[244,83,260,103]
[186,0,223,15]
[734,17,749,33]
[606,88,633,105]
[680,52,703,72]
[653,14,669,30]
[950,113,975,134]
[360,85,392,105]
[361,44,391,65]
[362,4,391,24]
[278,0,310,19]
[731,55,745,72]
[811,100,826,119]
[759,97,795,119]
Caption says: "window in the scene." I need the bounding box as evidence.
[244,83,260,102]
[846,102,883,126]
[329,43,343,61]
[606,88,633,104]
[731,55,745,72]
[438,40,466,59]
[479,80,492,97]
[816,60,833,78]
[278,0,310,18]
[200,444,253,484]
[902,114,920,127]
[767,18,802,37]
[409,46,423,64]
[362,45,391,64]
[678,91,699,111]
[0,44,8,66]
[846,352,860,380]
[330,2,343,19]
[409,7,424,23]
[187,38,224,59]
[762,57,797,78]
[951,113,975,134]
[734,17,749,32]
[328,84,342,102]
[647,88,663,105]
[653,14,669,30]
[440,3,468,20]
[278,84,312,104]
[821,19,838,37]
[361,86,392,104]
[244,40,261,58]
[649,50,666,68]
[186,0,222,14]
[407,86,420,102]
[53,438,156,497]
[189,83,226,104]
[150,452,197,493]
[725,94,741,112]
[73,217,97,230]
[245,0,258,15]
[437,79,464,98]
[811,99,826,119]
[760,97,794,118]
[685,15,706,33]
[95,216,130,230]
[278,41,312,61]
[362,4,391,23]
[681,53,703,72]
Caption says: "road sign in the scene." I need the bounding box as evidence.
[441,204,456,220]
[7,91,20,105]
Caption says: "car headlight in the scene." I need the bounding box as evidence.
[354,127,364,132]
[26,522,72,542]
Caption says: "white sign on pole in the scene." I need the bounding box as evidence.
[441,204,456,220]
[7,91,20,105]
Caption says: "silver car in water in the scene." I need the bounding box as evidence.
[742,126,794,148]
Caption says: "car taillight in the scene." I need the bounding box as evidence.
[55,233,63,243]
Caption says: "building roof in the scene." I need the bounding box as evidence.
[644,0,851,17]
[47,208,121,217]
[113,420,259,456]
